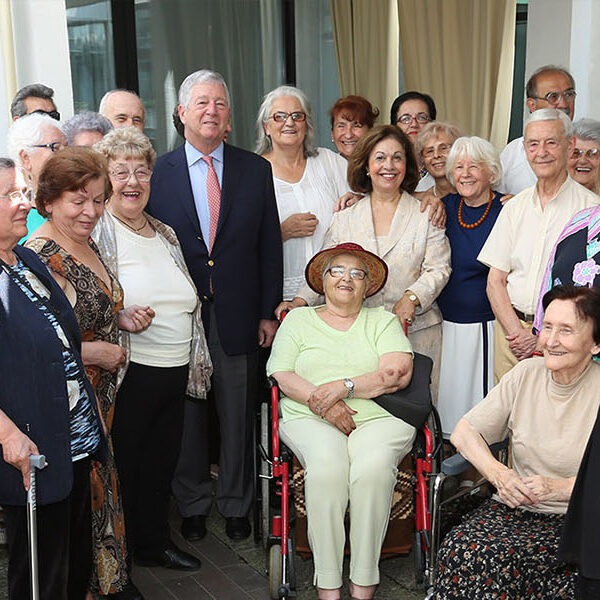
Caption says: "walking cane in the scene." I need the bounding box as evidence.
[27,454,47,600]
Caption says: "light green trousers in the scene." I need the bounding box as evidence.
[279,415,416,589]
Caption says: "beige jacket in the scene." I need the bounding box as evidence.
[296,192,451,333]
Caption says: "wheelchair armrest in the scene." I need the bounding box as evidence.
[441,439,509,476]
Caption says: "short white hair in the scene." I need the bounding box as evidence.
[62,111,113,145]
[524,107,573,138]
[178,70,230,109]
[445,136,503,188]
[254,85,317,157]
[6,113,64,169]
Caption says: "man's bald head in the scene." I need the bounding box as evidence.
[99,90,145,131]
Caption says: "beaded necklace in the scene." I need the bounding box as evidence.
[457,189,494,229]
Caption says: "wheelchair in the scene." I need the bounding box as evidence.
[255,352,444,599]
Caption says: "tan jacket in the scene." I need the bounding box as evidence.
[296,192,451,333]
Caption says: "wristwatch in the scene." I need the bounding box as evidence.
[405,291,420,306]
[344,378,355,399]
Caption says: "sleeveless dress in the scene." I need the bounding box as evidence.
[25,237,129,595]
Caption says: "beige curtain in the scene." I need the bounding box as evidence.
[330,0,399,125]
[0,0,16,117]
[397,0,516,150]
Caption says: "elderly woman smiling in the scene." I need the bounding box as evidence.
[256,85,351,300]
[330,95,379,159]
[267,243,416,600]
[0,156,106,599]
[567,118,600,194]
[432,285,600,600]
[92,126,210,572]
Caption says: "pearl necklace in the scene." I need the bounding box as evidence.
[457,190,494,229]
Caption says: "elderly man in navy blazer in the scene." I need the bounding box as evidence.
[147,69,282,543]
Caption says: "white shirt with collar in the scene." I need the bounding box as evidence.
[478,176,600,314]
[499,136,537,196]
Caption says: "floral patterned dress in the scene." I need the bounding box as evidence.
[25,237,129,595]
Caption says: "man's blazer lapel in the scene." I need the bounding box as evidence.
[167,146,203,237]
[216,143,236,243]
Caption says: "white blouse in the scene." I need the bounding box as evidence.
[113,219,198,367]
[274,147,351,299]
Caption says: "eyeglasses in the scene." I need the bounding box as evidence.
[0,189,27,202]
[270,111,306,123]
[110,167,153,182]
[398,113,430,125]
[422,143,452,158]
[30,108,61,121]
[30,142,64,153]
[571,147,600,160]
[532,89,577,105]
[326,266,367,280]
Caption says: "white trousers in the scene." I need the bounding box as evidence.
[279,415,416,589]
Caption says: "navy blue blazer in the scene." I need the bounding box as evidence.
[0,245,106,506]
[147,142,283,356]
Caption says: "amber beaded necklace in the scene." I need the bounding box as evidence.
[457,189,494,229]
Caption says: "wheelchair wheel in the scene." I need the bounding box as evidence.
[414,531,425,589]
[269,544,283,599]
[260,402,270,549]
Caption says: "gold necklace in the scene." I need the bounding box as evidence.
[110,211,148,233]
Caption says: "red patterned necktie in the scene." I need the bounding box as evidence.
[202,155,221,252]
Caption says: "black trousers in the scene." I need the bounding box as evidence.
[578,575,600,600]
[172,304,257,518]
[3,458,92,600]
[111,362,187,557]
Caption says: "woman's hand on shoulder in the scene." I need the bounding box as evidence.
[281,212,319,241]
[418,192,446,229]
[493,466,540,508]
[308,380,347,417]
[1,428,40,491]
[500,193,514,205]
[275,297,307,321]
[392,295,417,328]
[522,475,575,504]
[333,191,364,212]
[119,305,155,333]
[82,340,127,373]
[323,400,357,435]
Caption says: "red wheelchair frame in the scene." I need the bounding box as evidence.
[259,371,443,598]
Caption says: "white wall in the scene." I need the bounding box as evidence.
[0,0,73,154]
[526,0,600,122]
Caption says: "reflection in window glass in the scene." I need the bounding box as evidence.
[295,0,341,152]
[134,0,284,155]
[66,0,115,114]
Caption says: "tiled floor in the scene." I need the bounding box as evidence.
[0,505,426,599]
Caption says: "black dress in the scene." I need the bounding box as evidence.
[559,402,600,579]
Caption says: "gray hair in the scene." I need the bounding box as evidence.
[415,121,464,158]
[321,253,370,281]
[0,157,16,172]
[255,85,317,157]
[6,113,64,169]
[93,126,157,169]
[10,83,55,119]
[178,70,231,109]
[62,111,113,145]
[572,118,600,146]
[526,65,575,99]
[524,107,573,138]
[445,136,503,188]
[98,89,143,115]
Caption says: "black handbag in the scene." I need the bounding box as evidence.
[373,352,433,428]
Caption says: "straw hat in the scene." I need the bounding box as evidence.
[304,242,388,297]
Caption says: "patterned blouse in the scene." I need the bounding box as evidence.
[534,205,600,331]
[5,258,101,460]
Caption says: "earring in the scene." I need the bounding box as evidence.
[366,169,370,177]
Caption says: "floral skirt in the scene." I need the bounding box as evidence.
[433,499,575,599]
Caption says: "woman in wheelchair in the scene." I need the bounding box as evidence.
[432,284,600,599]
[267,243,416,600]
